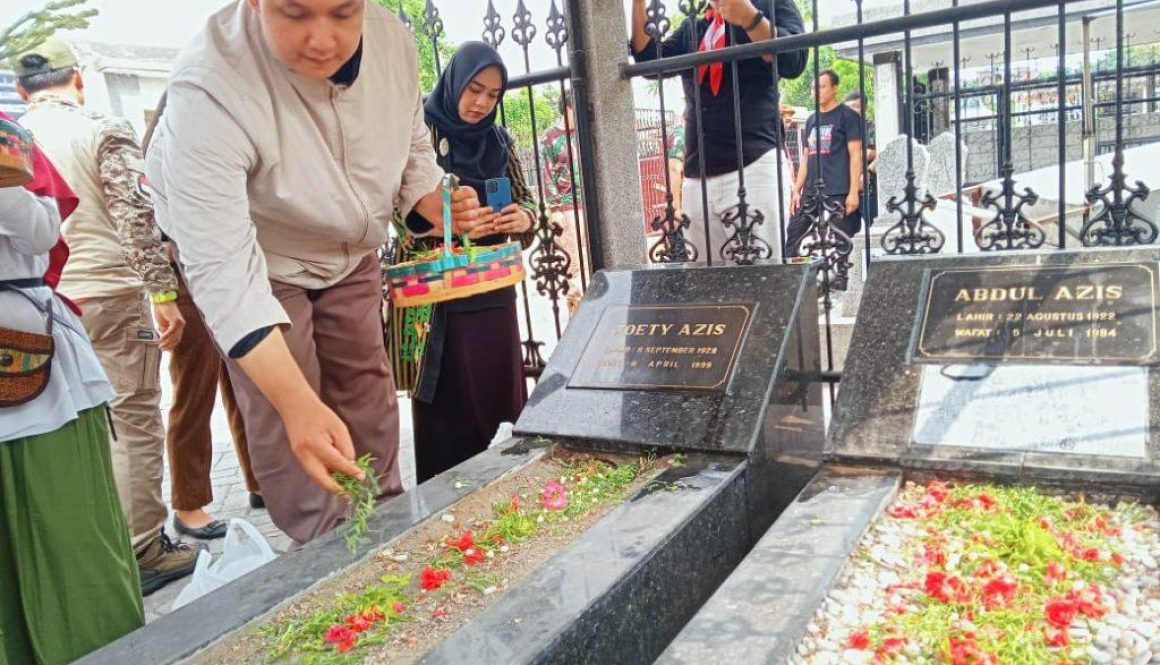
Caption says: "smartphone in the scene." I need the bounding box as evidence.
[485,177,513,213]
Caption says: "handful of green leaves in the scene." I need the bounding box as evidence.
[332,454,380,556]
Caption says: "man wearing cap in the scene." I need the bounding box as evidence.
[14,39,200,595]
[145,0,492,545]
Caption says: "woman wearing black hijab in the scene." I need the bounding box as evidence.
[402,42,536,482]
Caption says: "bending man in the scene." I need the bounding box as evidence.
[146,0,491,544]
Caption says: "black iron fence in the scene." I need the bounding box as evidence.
[386,0,1157,395]
[623,0,1158,399]
[912,63,1160,182]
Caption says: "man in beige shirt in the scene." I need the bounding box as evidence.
[146,0,493,544]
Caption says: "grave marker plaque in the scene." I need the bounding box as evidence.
[569,304,753,391]
[516,264,823,456]
[912,263,1158,365]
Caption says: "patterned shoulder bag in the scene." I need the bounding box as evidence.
[0,281,55,407]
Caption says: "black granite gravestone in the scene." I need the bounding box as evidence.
[658,247,1160,665]
[831,248,1160,484]
[516,263,827,535]
[426,263,826,664]
[79,263,825,665]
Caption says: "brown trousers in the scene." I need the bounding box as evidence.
[226,254,403,545]
[80,293,168,554]
[166,271,259,511]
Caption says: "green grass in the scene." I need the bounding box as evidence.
[268,456,650,663]
[264,574,409,664]
[854,482,1132,664]
[333,455,381,557]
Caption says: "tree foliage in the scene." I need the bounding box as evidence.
[373,0,452,91]
[780,0,875,117]
[0,0,96,64]
[781,45,876,116]
[373,0,560,145]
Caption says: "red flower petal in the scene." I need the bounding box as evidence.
[926,480,950,502]
[360,605,385,623]
[889,505,919,519]
[1044,626,1070,647]
[325,625,355,645]
[420,566,452,591]
[982,575,1018,609]
[446,530,475,553]
[1045,597,1079,628]
[847,631,870,650]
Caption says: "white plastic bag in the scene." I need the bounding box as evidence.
[489,421,514,447]
[171,518,277,610]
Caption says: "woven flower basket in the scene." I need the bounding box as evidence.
[385,174,525,308]
[0,118,34,189]
[386,241,525,308]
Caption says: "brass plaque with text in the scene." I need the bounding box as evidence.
[569,304,753,391]
[912,263,1158,364]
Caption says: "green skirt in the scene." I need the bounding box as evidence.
[0,407,144,665]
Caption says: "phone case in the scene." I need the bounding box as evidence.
[486,177,513,212]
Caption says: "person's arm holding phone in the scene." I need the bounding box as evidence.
[487,173,534,238]
[507,145,541,248]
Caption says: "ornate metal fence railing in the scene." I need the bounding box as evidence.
[621,0,1157,398]
[389,0,1157,395]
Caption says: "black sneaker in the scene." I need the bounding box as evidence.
[137,532,201,596]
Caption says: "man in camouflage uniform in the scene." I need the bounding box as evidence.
[14,40,199,596]
[540,91,587,315]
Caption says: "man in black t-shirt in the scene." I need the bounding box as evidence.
[630,0,807,261]
[787,69,864,257]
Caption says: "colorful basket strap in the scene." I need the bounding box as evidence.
[440,173,459,259]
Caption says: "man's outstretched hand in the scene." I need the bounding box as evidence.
[234,327,364,494]
[284,398,364,494]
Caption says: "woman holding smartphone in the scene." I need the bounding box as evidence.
[402,41,536,481]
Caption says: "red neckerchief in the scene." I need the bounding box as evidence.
[696,8,728,96]
[1,111,82,315]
